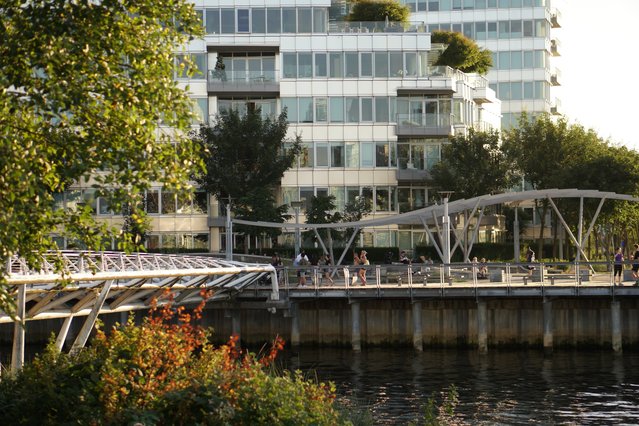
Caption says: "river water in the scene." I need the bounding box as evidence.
[284,347,639,425]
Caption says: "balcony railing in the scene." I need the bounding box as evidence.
[396,113,452,137]
[328,20,427,34]
[208,70,279,93]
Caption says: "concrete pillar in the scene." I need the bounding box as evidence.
[543,299,553,351]
[412,301,423,352]
[477,300,487,353]
[11,285,26,372]
[290,303,300,347]
[351,302,361,352]
[231,310,241,340]
[611,301,622,352]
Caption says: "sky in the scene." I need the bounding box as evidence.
[557,0,639,150]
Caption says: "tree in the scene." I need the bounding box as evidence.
[428,129,515,201]
[212,55,227,81]
[502,114,639,258]
[195,108,302,249]
[347,0,410,23]
[0,0,203,314]
[431,31,493,74]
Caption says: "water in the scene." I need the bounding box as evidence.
[283,347,639,425]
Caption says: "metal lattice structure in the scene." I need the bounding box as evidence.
[3,251,277,370]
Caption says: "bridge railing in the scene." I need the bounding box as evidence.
[264,260,623,289]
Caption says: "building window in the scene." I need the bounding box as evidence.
[298,8,312,32]
[161,191,176,214]
[298,53,312,78]
[331,142,345,167]
[360,53,373,77]
[267,8,281,33]
[282,8,296,33]
[314,53,327,77]
[315,98,327,122]
[206,9,219,34]
[252,8,265,33]
[330,97,344,123]
[316,143,329,167]
[237,9,249,32]
[221,9,235,33]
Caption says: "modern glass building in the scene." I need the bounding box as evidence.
[400,0,562,129]
[58,0,502,253]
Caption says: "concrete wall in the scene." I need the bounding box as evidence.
[204,298,639,349]
[3,297,639,349]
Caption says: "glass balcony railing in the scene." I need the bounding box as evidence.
[396,113,452,136]
[208,70,278,84]
[328,20,427,34]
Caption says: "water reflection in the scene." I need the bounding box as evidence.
[283,347,639,425]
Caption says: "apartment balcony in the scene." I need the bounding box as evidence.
[472,85,498,104]
[396,164,429,183]
[550,99,562,116]
[396,113,453,137]
[550,69,561,86]
[550,39,561,56]
[551,9,562,28]
[207,70,279,95]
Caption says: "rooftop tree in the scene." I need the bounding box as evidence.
[0,0,203,314]
[347,0,410,23]
[431,30,493,74]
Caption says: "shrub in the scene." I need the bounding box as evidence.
[347,0,410,23]
[0,292,344,425]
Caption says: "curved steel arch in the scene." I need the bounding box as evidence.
[235,189,639,230]
[233,189,639,267]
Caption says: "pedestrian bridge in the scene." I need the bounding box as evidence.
[3,251,278,370]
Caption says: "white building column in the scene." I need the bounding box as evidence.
[412,301,423,352]
[351,302,361,352]
[477,300,488,353]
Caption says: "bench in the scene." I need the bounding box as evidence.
[547,271,590,285]
[380,264,430,285]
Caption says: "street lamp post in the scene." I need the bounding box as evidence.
[290,200,305,256]
[225,197,233,261]
[438,191,454,277]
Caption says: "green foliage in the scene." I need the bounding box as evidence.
[195,107,302,243]
[502,113,639,257]
[0,300,344,425]
[0,0,204,312]
[431,31,493,74]
[428,129,515,201]
[347,0,410,23]
[410,385,460,426]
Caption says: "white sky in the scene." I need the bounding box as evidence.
[557,0,639,150]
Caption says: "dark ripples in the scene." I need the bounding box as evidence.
[284,348,639,425]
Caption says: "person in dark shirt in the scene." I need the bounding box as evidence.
[632,244,639,285]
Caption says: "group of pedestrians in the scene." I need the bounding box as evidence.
[613,244,639,286]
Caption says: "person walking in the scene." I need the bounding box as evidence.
[358,250,369,286]
[351,251,360,286]
[317,253,334,285]
[632,244,639,285]
[614,247,624,285]
[525,246,536,277]
[294,251,309,286]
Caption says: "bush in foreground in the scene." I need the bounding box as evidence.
[0,293,344,425]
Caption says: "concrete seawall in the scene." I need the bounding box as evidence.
[201,297,639,349]
[3,297,639,350]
